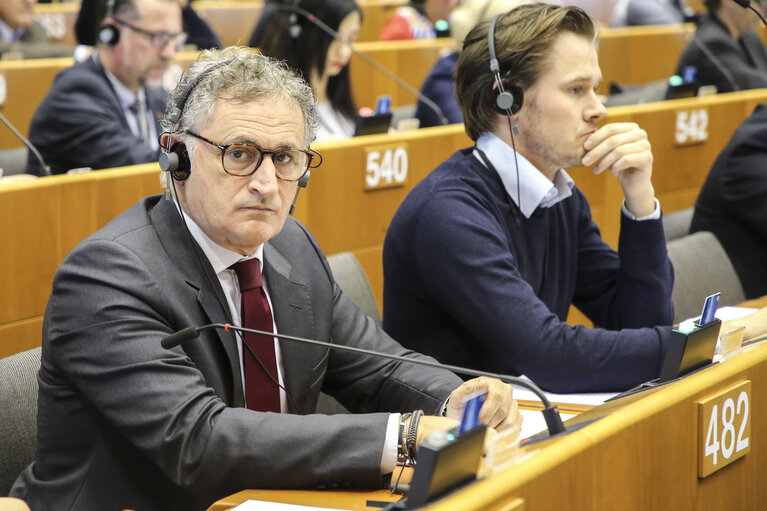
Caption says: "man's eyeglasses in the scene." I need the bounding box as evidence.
[183,131,322,181]
[115,18,187,49]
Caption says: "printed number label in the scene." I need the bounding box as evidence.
[364,144,408,190]
[36,14,67,40]
[698,381,751,478]
[675,109,709,146]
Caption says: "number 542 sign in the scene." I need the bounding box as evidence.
[698,380,751,478]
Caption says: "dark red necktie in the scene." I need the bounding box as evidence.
[232,259,281,412]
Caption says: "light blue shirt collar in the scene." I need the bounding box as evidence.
[0,18,24,43]
[474,132,574,219]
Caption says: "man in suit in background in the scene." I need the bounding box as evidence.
[674,0,767,93]
[11,47,520,510]
[691,104,767,299]
[0,0,74,58]
[27,0,184,175]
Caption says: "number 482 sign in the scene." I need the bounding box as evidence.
[698,380,751,478]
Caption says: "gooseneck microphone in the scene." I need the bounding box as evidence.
[277,5,450,126]
[0,112,51,176]
[161,322,567,437]
[733,0,767,26]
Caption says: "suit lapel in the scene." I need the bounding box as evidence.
[151,197,245,406]
[87,56,132,132]
[263,242,319,414]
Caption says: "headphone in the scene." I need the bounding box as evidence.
[98,0,121,46]
[487,13,523,116]
[159,59,236,181]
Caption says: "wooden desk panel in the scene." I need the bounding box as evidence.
[208,341,767,510]
[0,57,73,150]
[350,39,454,110]
[598,24,693,94]
[0,165,162,358]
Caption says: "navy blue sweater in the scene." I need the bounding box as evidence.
[383,148,675,392]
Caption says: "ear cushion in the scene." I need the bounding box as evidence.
[98,23,120,45]
[494,83,524,115]
[159,141,191,181]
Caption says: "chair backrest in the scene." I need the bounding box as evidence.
[327,252,381,326]
[0,148,28,177]
[667,232,746,323]
[662,207,694,242]
[0,348,40,496]
[319,252,382,415]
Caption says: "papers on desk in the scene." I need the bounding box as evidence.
[715,306,758,322]
[233,501,353,511]
[511,375,618,414]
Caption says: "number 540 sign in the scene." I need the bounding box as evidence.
[698,380,751,478]
[364,143,409,190]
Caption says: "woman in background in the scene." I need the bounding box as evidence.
[416,0,527,128]
[380,0,459,40]
[260,0,361,141]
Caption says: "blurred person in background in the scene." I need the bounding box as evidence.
[75,0,220,50]
[674,0,767,93]
[610,0,694,27]
[380,0,459,40]
[260,0,361,141]
[27,0,183,175]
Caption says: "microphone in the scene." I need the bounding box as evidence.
[161,322,567,437]
[0,111,51,176]
[732,0,767,26]
[276,4,450,126]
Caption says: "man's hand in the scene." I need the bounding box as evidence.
[582,122,656,218]
[445,377,521,433]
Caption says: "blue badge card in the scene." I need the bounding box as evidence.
[699,292,721,325]
[458,389,487,434]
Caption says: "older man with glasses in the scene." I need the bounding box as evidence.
[26,0,185,175]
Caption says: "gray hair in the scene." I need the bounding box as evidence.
[162,46,319,144]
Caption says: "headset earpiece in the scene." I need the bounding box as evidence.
[494,82,523,115]
[487,14,524,116]
[159,141,191,181]
[98,22,120,45]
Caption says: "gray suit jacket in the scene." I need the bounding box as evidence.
[10,195,461,510]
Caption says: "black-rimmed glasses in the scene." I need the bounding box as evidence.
[184,131,322,181]
[115,18,187,49]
